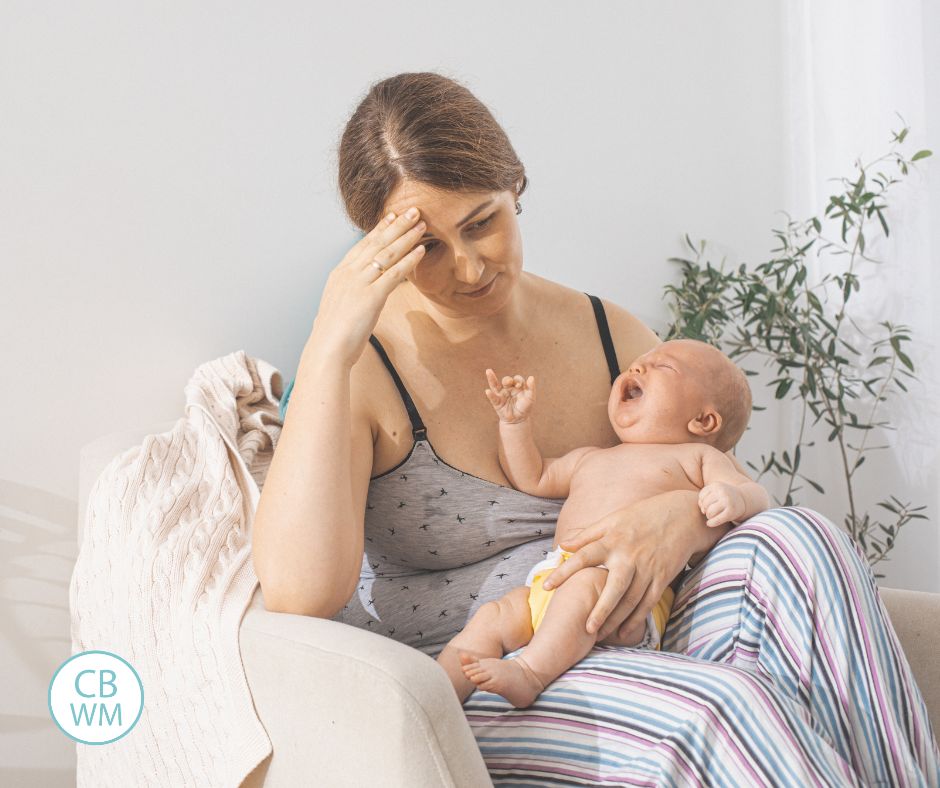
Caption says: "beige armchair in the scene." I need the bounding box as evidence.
[77,423,940,787]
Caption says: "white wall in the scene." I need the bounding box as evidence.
[0,1,935,784]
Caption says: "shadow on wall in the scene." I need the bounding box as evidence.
[0,478,78,786]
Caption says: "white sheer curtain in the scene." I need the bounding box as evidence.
[773,0,938,591]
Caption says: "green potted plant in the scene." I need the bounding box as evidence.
[662,123,932,578]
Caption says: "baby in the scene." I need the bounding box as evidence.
[436,338,770,708]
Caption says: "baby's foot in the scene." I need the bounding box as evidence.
[458,650,546,708]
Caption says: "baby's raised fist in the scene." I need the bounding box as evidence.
[698,482,747,528]
[484,369,537,424]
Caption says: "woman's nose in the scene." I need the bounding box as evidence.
[452,249,485,283]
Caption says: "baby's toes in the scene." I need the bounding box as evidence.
[458,651,479,668]
[468,665,493,687]
[461,662,481,677]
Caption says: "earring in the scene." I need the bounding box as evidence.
[515,201,522,215]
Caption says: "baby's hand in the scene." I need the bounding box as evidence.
[484,369,536,424]
[698,482,747,527]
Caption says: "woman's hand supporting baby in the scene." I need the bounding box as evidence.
[543,491,730,643]
[544,445,772,643]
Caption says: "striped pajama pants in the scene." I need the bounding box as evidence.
[463,506,940,786]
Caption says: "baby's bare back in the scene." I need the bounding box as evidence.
[555,443,707,542]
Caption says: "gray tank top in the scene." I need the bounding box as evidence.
[330,293,622,660]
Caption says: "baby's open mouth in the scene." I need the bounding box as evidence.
[621,379,644,401]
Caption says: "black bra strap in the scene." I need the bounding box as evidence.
[368,335,428,441]
[586,293,621,386]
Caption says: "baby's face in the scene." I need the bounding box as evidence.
[607,340,722,445]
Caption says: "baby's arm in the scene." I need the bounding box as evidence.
[698,446,771,527]
[484,369,597,498]
[499,420,596,498]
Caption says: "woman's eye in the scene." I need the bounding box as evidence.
[419,214,493,255]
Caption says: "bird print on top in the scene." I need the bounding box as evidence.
[332,436,564,659]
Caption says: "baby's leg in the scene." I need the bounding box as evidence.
[436,585,533,704]
[461,568,607,709]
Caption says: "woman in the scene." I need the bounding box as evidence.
[252,72,939,785]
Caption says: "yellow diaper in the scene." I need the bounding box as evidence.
[527,549,575,632]
[526,548,676,650]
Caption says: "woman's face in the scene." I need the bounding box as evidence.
[381,180,524,317]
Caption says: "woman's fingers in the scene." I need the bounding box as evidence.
[589,567,644,634]
[557,519,606,553]
[348,209,401,262]
[369,221,427,274]
[617,580,662,638]
[360,209,420,256]
[593,564,638,638]
[542,540,602,590]
[313,209,426,368]
[347,210,397,257]
[586,570,636,639]
[371,243,426,296]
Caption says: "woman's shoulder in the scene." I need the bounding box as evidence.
[527,274,663,368]
[595,295,663,369]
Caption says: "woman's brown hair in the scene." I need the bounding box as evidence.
[337,71,529,232]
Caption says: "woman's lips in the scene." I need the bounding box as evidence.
[460,274,498,297]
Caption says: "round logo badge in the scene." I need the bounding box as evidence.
[48,650,144,745]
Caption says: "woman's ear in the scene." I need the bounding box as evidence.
[688,409,722,439]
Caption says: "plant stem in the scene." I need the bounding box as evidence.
[828,205,867,538]
[853,353,898,469]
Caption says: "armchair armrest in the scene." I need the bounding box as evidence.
[78,426,491,787]
[878,587,940,730]
[238,587,491,787]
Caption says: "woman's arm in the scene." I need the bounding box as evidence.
[252,207,429,617]
[546,488,729,641]
[251,340,370,617]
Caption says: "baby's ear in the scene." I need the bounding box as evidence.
[687,408,722,439]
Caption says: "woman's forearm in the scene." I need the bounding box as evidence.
[251,340,361,617]
[660,489,730,567]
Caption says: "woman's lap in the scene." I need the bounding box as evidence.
[462,506,940,787]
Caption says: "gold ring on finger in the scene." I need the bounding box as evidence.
[371,260,386,273]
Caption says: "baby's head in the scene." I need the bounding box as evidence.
[607,339,752,452]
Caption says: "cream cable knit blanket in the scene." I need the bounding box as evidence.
[69,350,283,787]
